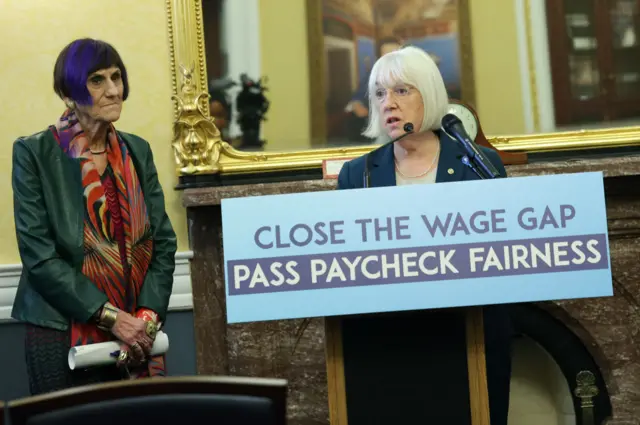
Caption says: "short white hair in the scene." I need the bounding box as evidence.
[362,45,449,141]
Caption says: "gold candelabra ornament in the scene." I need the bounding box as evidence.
[575,370,599,425]
[171,63,228,174]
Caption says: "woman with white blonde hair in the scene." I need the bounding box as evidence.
[337,46,513,425]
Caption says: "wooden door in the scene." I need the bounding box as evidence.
[546,0,608,125]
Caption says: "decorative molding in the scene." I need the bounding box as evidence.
[166,0,209,118]
[523,0,540,133]
[515,0,556,133]
[0,251,194,323]
[515,0,534,133]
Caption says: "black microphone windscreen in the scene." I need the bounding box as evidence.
[441,113,461,128]
[403,122,414,133]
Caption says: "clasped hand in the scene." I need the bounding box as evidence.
[110,312,155,366]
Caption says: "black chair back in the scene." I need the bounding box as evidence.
[8,376,287,425]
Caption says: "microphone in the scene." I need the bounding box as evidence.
[441,113,501,179]
[363,122,415,187]
[400,122,415,134]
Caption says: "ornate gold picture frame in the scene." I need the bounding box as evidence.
[166,0,640,180]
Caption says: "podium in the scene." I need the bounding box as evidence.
[324,307,493,425]
[220,171,612,424]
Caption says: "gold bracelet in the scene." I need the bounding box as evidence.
[97,302,119,331]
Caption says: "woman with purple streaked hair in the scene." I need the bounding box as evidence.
[11,38,177,394]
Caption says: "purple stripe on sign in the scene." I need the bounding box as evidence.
[227,234,609,296]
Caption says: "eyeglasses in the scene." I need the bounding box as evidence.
[373,84,415,102]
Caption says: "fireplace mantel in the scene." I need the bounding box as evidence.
[182,155,640,425]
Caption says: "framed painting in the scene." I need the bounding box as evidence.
[306,0,476,148]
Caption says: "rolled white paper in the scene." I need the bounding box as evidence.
[68,331,170,370]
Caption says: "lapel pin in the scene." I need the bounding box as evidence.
[448,168,454,175]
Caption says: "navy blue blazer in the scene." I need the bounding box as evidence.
[337,129,507,189]
[335,130,513,425]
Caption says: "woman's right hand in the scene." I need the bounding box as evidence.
[116,343,143,369]
[110,311,154,361]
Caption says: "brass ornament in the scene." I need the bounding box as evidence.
[574,370,599,409]
[171,63,229,175]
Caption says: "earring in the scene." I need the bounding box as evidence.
[65,100,75,109]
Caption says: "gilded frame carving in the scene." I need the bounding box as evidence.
[166,0,640,178]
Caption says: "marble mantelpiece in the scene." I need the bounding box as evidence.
[181,155,640,425]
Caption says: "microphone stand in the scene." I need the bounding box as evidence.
[459,155,490,180]
[441,114,500,181]
[450,121,498,425]
[452,139,500,180]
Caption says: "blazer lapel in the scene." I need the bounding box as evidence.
[369,130,467,187]
[65,155,85,254]
[370,143,397,187]
[435,129,466,183]
[45,129,85,258]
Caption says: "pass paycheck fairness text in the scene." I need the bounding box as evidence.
[227,234,609,296]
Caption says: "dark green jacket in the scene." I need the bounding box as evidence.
[11,128,177,331]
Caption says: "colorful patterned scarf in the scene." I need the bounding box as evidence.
[52,109,165,378]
